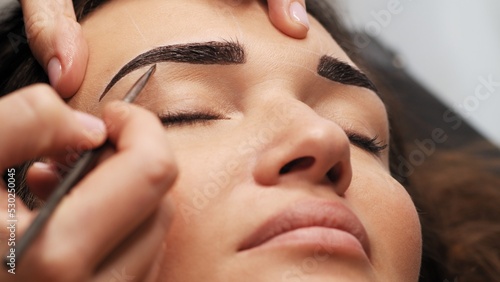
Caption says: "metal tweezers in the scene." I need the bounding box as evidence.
[6,65,157,266]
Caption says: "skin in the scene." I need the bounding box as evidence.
[70,0,419,281]
[0,0,421,281]
[20,0,309,97]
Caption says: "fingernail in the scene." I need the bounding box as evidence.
[74,111,107,139]
[289,2,309,29]
[48,57,62,88]
[32,162,53,172]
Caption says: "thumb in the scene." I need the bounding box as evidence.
[20,0,88,98]
[267,0,309,39]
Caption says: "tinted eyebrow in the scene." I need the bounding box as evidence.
[317,55,377,93]
[99,41,245,101]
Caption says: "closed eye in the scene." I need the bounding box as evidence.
[158,111,387,155]
[158,111,225,127]
[347,133,387,155]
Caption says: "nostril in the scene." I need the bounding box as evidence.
[327,163,343,184]
[279,157,315,174]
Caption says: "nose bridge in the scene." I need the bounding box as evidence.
[262,99,306,137]
[256,97,346,149]
[240,97,305,150]
[248,100,317,152]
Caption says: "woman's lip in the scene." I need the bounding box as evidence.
[238,200,370,257]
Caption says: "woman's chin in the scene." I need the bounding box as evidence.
[232,248,376,282]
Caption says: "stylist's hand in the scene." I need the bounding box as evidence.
[0,85,177,281]
[20,0,309,97]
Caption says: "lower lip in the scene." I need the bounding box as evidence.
[245,227,368,258]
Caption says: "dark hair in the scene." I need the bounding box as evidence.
[1,1,499,281]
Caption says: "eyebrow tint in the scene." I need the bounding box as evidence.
[100,41,245,101]
[100,42,377,102]
[317,56,377,93]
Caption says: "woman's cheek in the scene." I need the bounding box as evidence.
[378,174,422,280]
[348,155,421,280]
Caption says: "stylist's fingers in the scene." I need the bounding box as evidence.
[27,145,116,201]
[42,101,177,268]
[0,84,106,171]
[20,0,88,97]
[267,0,309,39]
[95,198,174,282]
[25,162,60,201]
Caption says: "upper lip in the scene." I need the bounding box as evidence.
[238,199,370,256]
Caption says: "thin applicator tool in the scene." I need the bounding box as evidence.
[6,64,156,267]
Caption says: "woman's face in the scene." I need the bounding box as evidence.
[69,0,421,281]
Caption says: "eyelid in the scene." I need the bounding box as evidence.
[346,132,388,155]
[158,110,226,127]
[158,110,387,156]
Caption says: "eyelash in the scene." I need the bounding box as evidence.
[159,111,224,127]
[158,112,387,155]
[346,133,388,155]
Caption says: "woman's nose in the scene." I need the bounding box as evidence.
[252,104,352,196]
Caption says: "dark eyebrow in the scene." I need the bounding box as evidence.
[99,41,245,101]
[317,55,378,93]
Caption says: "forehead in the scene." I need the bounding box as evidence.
[79,0,353,80]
